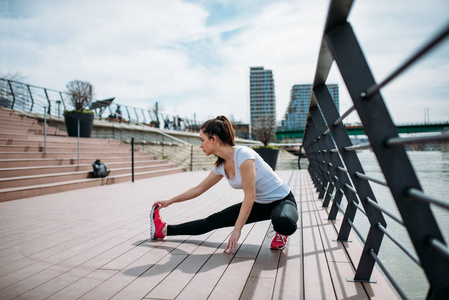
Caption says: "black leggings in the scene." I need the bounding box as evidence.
[167,191,298,236]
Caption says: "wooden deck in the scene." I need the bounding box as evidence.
[0,170,396,299]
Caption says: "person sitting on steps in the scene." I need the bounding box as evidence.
[150,115,299,253]
[114,105,122,122]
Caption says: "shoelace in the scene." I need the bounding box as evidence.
[266,229,276,238]
[274,233,286,243]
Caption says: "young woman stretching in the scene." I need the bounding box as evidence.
[150,115,299,253]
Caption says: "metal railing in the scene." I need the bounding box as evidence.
[303,1,449,299]
[105,122,300,171]
[0,78,203,132]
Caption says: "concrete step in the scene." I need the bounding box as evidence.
[0,109,25,118]
[0,145,135,153]
[0,167,187,202]
[0,138,129,149]
[0,133,122,145]
[0,117,39,126]
[0,156,159,168]
[0,131,66,139]
[0,121,60,132]
[0,159,170,178]
[0,162,180,188]
[0,106,188,202]
[0,125,60,135]
[0,151,151,160]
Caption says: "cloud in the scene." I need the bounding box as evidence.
[1,0,448,124]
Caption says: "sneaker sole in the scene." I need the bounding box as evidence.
[149,206,157,240]
[270,246,286,250]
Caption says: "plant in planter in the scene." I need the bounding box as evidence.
[252,116,279,170]
[64,80,95,138]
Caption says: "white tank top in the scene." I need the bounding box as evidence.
[212,146,290,204]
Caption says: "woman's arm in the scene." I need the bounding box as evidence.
[153,170,222,208]
[224,159,256,254]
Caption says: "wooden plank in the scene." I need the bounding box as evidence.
[174,225,253,300]
[110,252,187,299]
[207,258,255,300]
[46,269,118,300]
[272,229,302,300]
[312,198,367,299]
[239,221,278,300]
[301,171,336,300]
[265,170,302,299]
[146,229,231,299]
[78,246,178,300]
[241,277,277,300]
[14,231,149,300]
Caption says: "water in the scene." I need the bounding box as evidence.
[350,150,449,299]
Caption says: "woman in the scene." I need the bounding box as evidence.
[151,116,298,254]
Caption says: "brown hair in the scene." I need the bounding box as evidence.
[200,115,235,166]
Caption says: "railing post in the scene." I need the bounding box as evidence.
[314,84,386,281]
[190,145,193,171]
[43,106,47,153]
[133,107,139,124]
[27,85,34,112]
[59,92,66,111]
[77,118,80,165]
[44,88,51,115]
[306,107,348,222]
[162,135,164,157]
[7,80,15,109]
[125,106,131,124]
[131,138,135,182]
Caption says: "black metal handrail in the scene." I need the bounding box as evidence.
[0,78,203,132]
[303,1,449,299]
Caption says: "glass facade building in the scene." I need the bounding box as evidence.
[282,84,339,129]
[249,67,276,133]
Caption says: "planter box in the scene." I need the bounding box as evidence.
[64,113,94,138]
[254,148,279,171]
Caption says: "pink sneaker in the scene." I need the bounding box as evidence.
[150,205,166,240]
[270,232,287,250]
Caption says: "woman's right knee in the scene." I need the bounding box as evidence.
[271,200,299,236]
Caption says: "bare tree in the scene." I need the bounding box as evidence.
[253,115,276,147]
[66,80,94,111]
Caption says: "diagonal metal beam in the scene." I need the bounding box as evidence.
[326,21,449,297]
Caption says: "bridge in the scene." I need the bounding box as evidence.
[276,122,449,139]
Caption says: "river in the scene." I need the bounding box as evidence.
[288,150,449,299]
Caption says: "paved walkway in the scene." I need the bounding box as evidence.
[0,170,396,299]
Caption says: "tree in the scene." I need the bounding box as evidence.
[253,115,276,147]
[66,80,94,112]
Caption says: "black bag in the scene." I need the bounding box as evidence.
[92,159,110,178]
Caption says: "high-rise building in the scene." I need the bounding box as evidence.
[282,84,339,129]
[249,67,276,133]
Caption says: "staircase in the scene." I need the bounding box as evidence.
[0,107,187,202]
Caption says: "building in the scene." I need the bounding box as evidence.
[282,84,339,129]
[249,67,276,134]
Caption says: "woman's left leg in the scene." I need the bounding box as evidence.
[167,201,280,236]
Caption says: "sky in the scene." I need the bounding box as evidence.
[1,0,448,125]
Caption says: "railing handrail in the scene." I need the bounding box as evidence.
[303,1,449,299]
[0,77,204,132]
[153,128,192,146]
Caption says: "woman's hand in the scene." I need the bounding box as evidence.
[153,199,172,209]
[224,228,241,254]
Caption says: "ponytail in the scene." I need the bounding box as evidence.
[200,115,235,166]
